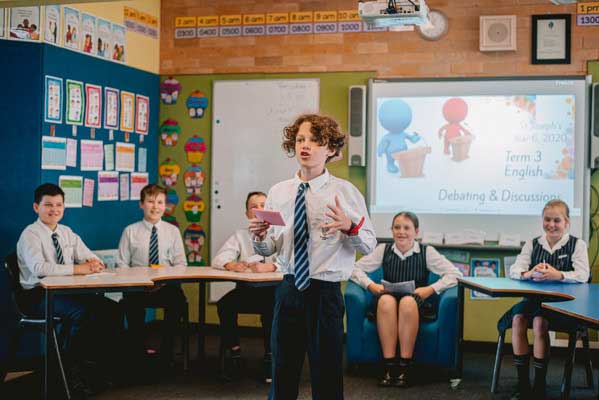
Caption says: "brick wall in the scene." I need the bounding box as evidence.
[160,0,599,77]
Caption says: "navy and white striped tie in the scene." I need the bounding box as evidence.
[149,226,159,265]
[294,182,310,291]
[51,233,65,264]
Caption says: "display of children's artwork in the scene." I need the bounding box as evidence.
[103,87,119,130]
[159,119,180,147]
[130,172,149,200]
[159,158,181,188]
[184,165,205,195]
[80,139,104,171]
[183,195,205,222]
[138,147,147,172]
[63,7,80,51]
[83,178,94,207]
[184,135,206,162]
[162,215,179,227]
[66,79,84,125]
[135,94,149,134]
[59,175,83,208]
[115,142,135,172]
[470,258,500,299]
[85,83,102,128]
[120,91,135,132]
[97,171,118,201]
[9,7,41,41]
[184,223,206,266]
[186,90,209,118]
[41,136,67,170]
[164,189,179,217]
[119,173,130,200]
[66,138,77,167]
[104,143,114,170]
[81,13,96,54]
[44,75,63,123]
[44,5,60,45]
[96,18,111,59]
[111,23,126,62]
[160,77,182,105]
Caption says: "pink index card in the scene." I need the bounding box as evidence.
[253,209,286,226]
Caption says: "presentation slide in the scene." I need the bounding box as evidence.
[367,79,589,240]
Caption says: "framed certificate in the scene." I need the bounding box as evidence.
[532,14,571,64]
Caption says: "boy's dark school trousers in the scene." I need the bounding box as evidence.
[269,274,345,400]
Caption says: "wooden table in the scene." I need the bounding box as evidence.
[40,266,283,399]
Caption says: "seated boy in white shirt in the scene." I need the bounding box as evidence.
[117,184,187,371]
[16,183,122,396]
[212,191,278,383]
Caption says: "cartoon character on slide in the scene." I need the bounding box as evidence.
[438,97,471,155]
[377,99,421,173]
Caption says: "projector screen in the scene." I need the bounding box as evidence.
[367,77,590,241]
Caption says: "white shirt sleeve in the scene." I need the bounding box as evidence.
[212,233,241,270]
[116,227,132,268]
[343,185,377,256]
[17,229,74,277]
[509,240,534,280]
[426,246,463,294]
[350,244,386,289]
[562,239,590,283]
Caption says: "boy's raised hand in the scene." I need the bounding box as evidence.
[249,218,270,241]
[324,196,352,234]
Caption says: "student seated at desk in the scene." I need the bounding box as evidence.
[507,199,589,400]
[351,211,461,388]
[212,191,278,384]
[16,183,123,397]
[116,183,187,372]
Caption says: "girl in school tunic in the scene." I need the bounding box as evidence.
[350,211,462,388]
[506,199,589,400]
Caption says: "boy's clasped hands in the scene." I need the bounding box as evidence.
[74,258,105,275]
[522,262,564,281]
[224,261,277,273]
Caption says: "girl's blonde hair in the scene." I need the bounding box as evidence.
[542,199,570,220]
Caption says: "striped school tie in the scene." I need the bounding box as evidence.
[149,226,159,265]
[294,182,310,291]
[51,233,65,264]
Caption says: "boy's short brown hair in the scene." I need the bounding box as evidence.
[140,184,167,202]
[282,114,345,162]
[34,183,64,204]
[245,191,267,211]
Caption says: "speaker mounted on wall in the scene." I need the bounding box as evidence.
[348,85,367,167]
[480,15,517,52]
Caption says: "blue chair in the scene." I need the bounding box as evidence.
[345,267,459,372]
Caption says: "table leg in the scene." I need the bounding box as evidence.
[197,281,206,361]
[44,289,54,400]
[457,284,464,378]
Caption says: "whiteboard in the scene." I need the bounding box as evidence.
[210,79,320,301]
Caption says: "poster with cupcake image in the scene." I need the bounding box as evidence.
[63,7,80,50]
[96,18,111,59]
[44,5,60,45]
[9,6,40,41]
[184,223,206,266]
[185,135,206,163]
[81,13,96,54]
[160,77,182,105]
[111,23,126,62]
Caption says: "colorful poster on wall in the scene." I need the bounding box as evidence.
[44,75,63,123]
[120,91,135,132]
[470,258,501,299]
[44,5,60,45]
[130,172,148,200]
[41,136,67,170]
[66,138,78,167]
[103,87,119,130]
[84,83,102,128]
[0,9,5,38]
[9,7,40,41]
[66,79,84,125]
[97,171,118,201]
[111,23,126,62]
[138,147,147,172]
[135,94,149,134]
[119,173,130,200]
[63,7,80,51]
[104,143,114,170]
[97,18,111,59]
[81,13,96,54]
[83,178,94,207]
[80,139,104,171]
[115,142,135,172]
[59,175,83,208]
